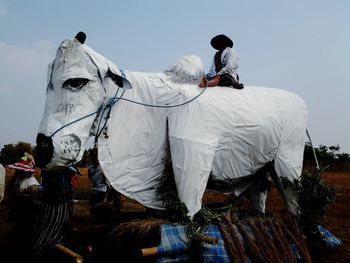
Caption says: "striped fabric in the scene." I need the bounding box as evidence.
[157,224,189,262]
[154,223,317,262]
[33,168,75,260]
[33,201,73,259]
[201,225,231,262]
[156,224,230,263]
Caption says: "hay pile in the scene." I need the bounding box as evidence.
[218,213,311,263]
[109,212,311,263]
[108,136,312,262]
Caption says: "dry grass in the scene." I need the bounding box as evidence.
[266,172,350,263]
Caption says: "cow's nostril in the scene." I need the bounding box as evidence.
[35,133,54,168]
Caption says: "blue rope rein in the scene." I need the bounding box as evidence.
[50,108,103,138]
[93,87,125,143]
[113,86,207,108]
[50,74,208,139]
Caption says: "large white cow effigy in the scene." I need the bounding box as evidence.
[35,33,308,218]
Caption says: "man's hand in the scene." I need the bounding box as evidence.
[199,75,221,88]
[199,77,207,88]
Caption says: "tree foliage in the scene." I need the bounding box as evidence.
[295,169,337,233]
[1,141,349,171]
[0,141,34,165]
[303,144,350,171]
[0,142,92,167]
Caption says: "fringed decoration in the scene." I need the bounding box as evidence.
[109,218,170,239]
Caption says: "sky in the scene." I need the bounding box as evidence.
[0,0,349,154]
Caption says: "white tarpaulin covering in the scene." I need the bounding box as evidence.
[166,85,307,216]
[99,74,307,217]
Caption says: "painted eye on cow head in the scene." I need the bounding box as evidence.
[106,69,123,87]
[62,78,90,91]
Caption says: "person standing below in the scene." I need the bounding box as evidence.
[88,148,108,206]
[199,34,244,89]
[6,154,40,256]
[33,165,78,261]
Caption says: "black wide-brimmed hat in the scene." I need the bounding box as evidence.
[210,34,233,50]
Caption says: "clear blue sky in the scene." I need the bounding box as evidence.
[1,0,349,153]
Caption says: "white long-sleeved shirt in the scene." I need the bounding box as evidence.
[18,176,40,191]
[208,47,239,81]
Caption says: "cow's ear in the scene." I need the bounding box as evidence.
[106,68,132,89]
[107,69,123,87]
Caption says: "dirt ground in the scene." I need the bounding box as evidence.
[0,169,349,262]
[266,172,350,263]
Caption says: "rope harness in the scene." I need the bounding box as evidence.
[50,71,208,144]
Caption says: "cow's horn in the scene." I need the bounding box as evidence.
[75,31,86,44]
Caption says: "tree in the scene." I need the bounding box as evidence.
[337,153,350,162]
[303,144,350,172]
[0,141,93,167]
[295,169,337,245]
[0,142,34,165]
[0,144,15,164]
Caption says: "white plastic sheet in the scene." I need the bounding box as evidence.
[99,77,307,217]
